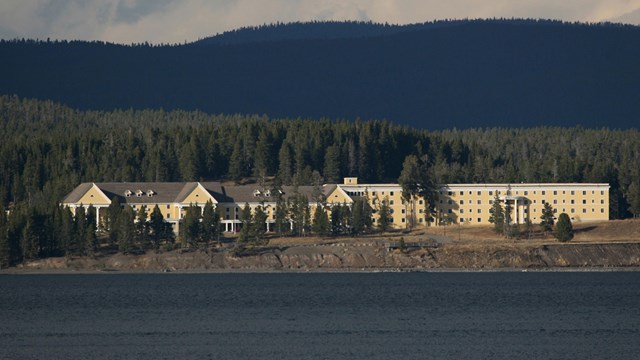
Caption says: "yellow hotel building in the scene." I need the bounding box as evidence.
[62,178,609,232]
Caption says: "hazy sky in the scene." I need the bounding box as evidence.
[1,0,640,44]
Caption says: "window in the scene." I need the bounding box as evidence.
[601,199,605,204]
[477,191,481,195]
[489,191,493,195]
[478,209,481,213]
[571,191,575,195]
[542,191,546,195]
[553,209,557,213]
[583,191,587,195]
[460,209,464,214]
[401,218,405,223]
[477,200,481,205]
[447,200,452,205]
[553,200,557,204]
[401,209,406,214]
[419,218,424,223]
[571,208,575,213]
[553,191,557,195]
[390,200,394,205]
[166,204,170,209]
[390,191,394,196]
[582,200,587,204]
[166,213,170,218]
[582,209,587,213]
[372,192,376,196]
[477,218,482,223]
[489,200,493,204]
[570,199,575,204]
[524,191,528,195]
[418,200,423,205]
[460,218,464,223]
[601,208,605,213]
[448,209,452,213]
[448,191,453,196]
[460,200,464,205]
[460,191,464,196]
[601,191,605,195]
[419,209,424,213]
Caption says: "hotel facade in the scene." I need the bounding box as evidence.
[62,178,609,232]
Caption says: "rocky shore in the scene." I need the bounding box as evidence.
[9,241,640,273]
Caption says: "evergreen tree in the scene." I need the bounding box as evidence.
[540,202,555,234]
[134,205,149,251]
[201,200,220,248]
[71,206,87,256]
[312,204,330,236]
[330,204,343,235]
[238,203,254,244]
[85,205,97,256]
[253,205,268,244]
[377,197,391,232]
[504,199,514,238]
[149,205,165,251]
[107,197,122,245]
[274,195,289,236]
[555,213,574,242]
[182,204,202,249]
[117,205,135,254]
[323,145,341,183]
[398,154,436,228]
[0,208,9,268]
[488,195,505,234]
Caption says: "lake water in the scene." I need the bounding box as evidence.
[1,271,639,359]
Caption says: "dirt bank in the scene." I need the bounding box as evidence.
[11,241,640,272]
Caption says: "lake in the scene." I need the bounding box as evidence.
[1,271,639,359]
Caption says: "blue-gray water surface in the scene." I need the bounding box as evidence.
[1,272,639,359]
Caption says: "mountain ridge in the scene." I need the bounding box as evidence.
[1,19,639,129]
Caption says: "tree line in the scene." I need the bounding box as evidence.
[1,95,639,266]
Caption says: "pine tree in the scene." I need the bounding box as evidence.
[312,204,330,236]
[117,205,136,254]
[135,205,149,251]
[274,195,289,236]
[238,203,254,244]
[330,204,343,235]
[107,197,122,245]
[182,204,201,249]
[149,205,165,251]
[377,197,391,232]
[488,195,504,234]
[555,213,573,242]
[253,205,268,244]
[201,200,220,248]
[540,202,555,234]
[85,205,97,256]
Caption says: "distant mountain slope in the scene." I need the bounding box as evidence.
[1,20,639,129]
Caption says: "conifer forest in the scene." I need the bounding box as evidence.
[1,95,639,266]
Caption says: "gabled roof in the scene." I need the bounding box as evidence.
[88,182,187,204]
[61,183,97,204]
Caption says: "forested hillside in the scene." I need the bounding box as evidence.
[2,96,640,266]
[2,19,640,129]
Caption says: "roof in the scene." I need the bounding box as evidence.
[61,183,94,204]
[62,182,324,205]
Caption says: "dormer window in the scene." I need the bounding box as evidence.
[264,190,271,197]
[253,190,261,197]
[124,190,132,197]
[146,190,155,197]
[136,190,143,197]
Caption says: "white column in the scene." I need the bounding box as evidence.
[514,198,519,224]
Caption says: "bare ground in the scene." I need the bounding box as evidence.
[7,219,640,273]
